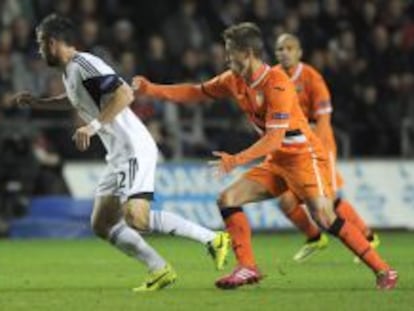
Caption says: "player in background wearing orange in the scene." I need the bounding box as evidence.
[274,33,380,263]
[133,23,397,290]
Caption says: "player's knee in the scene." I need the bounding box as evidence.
[305,197,336,230]
[123,199,151,232]
[217,190,237,208]
[309,206,337,231]
[278,193,298,214]
[90,197,122,239]
[312,213,331,230]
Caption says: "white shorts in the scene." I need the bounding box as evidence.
[95,152,157,203]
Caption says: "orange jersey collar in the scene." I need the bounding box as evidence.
[286,62,303,82]
[249,63,271,89]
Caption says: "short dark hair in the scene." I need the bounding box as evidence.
[36,14,77,45]
[222,22,264,57]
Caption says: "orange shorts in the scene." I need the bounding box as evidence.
[244,150,334,201]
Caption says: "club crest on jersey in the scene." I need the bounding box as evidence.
[295,84,303,93]
[255,91,264,107]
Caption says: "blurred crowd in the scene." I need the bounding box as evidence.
[0,0,414,166]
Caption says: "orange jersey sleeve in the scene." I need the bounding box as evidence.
[200,70,233,100]
[134,71,232,104]
[305,65,336,153]
[307,65,332,118]
[234,129,285,166]
[139,78,207,103]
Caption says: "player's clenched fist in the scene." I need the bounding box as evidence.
[131,76,150,93]
[209,151,238,177]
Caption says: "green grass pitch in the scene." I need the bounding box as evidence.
[1,232,412,311]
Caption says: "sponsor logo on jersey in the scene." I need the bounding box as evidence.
[272,112,290,120]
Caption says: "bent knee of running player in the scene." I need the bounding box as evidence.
[123,198,151,232]
[217,177,272,209]
[304,196,337,230]
[278,191,301,214]
[91,195,123,239]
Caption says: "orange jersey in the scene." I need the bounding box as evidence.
[275,62,336,154]
[136,66,333,199]
[275,62,332,121]
[200,65,324,156]
[275,62,343,189]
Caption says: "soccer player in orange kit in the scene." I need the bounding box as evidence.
[132,23,397,290]
[274,33,380,263]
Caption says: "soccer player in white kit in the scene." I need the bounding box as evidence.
[12,14,230,292]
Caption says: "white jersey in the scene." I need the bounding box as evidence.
[62,52,157,165]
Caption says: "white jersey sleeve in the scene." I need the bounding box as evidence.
[63,52,157,168]
[72,53,123,106]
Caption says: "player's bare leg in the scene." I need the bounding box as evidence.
[279,191,329,262]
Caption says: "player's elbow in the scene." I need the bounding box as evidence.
[111,83,134,108]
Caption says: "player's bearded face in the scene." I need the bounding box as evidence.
[37,32,60,67]
[225,41,250,76]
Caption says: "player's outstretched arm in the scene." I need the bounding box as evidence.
[211,129,286,175]
[9,91,72,110]
[132,76,211,104]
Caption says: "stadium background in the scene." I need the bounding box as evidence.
[1,1,414,310]
[1,0,414,236]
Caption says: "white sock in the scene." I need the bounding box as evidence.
[150,210,216,244]
[108,220,166,272]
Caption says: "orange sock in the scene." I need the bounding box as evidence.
[330,218,389,273]
[335,199,371,238]
[221,207,256,267]
[285,204,321,240]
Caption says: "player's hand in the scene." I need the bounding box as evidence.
[72,125,96,151]
[208,151,237,177]
[131,76,150,93]
[9,91,38,108]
